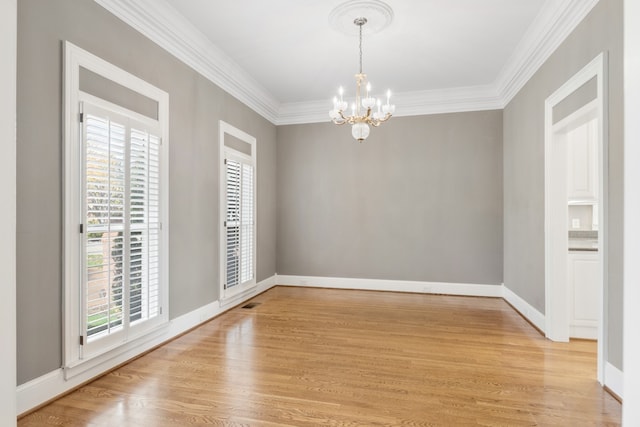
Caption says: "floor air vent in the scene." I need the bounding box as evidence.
[241,302,261,309]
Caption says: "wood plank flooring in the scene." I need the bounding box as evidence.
[19,286,621,426]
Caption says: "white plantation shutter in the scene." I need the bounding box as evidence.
[129,129,161,324]
[224,154,255,292]
[84,114,125,338]
[240,163,254,283]
[81,101,163,354]
[225,159,241,289]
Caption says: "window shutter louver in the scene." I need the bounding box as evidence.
[85,114,126,338]
[226,159,241,289]
[224,155,254,291]
[240,163,254,283]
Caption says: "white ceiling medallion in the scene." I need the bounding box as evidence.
[329,0,394,36]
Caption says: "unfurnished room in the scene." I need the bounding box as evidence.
[2,0,640,425]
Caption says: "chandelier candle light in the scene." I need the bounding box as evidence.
[329,17,395,142]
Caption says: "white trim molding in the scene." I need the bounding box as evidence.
[220,274,276,308]
[0,0,17,425]
[496,0,600,106]
[605,362,623,400]
[624,0,640,422]
[502,286,546,332]
[278,85,504,125]
[94,0,599,125]
[276,275,503,298]
[17,275,277,416]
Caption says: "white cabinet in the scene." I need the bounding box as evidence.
[567,252,599,339]
[567,119,598,202]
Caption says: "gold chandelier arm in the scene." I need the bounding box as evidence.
[332,109,357,125]
[366,112,392,127]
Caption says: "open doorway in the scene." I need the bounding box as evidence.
[544,53,607,383]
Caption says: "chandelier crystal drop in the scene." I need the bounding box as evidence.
[329,17,395,142]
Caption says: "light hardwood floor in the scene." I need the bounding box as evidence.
[19,286,621,426]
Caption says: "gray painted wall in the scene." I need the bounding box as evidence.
[17,0,276,384]
[503,0,623,368]
[277,111,503,285]
[80,67,159,120]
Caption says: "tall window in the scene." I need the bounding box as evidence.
[220,121,256,300]
[64,42,168,373]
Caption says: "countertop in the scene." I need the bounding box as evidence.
[568,238,598,252]
[568,230,598,252]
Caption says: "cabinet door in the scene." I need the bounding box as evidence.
[567,119,598,201]
[568,252,599,339]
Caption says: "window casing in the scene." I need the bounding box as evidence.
[219,121,256,301]
[64,42,169,375]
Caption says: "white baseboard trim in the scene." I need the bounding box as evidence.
[16,275,277,416]
[276,275,503,297]
[569,324,598,340]
[219,275,276,308]
[277,276,549,332]
[502,285,546,332]
[605,362,624,399]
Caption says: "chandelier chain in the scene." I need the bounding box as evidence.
[359,22,363,74]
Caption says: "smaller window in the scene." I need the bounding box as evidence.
[219,121,256,301]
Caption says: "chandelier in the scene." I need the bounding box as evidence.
[329,17,395,142]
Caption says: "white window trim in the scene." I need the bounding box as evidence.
[219,121,257,304]
[63,41,169,377]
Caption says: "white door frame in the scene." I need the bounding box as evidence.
[0,0,17,425]
[544,52,607,383]
[624,0,640,423]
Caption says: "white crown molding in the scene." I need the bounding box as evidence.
[276,84,502,125]
[95,0,599,126]
[496,0,600,106]
[94,0,281,123]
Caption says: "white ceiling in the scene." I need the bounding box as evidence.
[96,0,599,124]
[164,0,545,103]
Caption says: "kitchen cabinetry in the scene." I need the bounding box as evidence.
[567,119,598,202]
[567,251,599,339]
